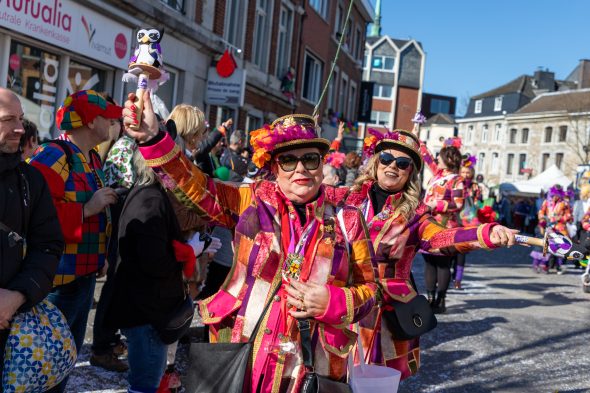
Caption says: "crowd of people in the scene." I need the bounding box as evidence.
[3,83,554,393]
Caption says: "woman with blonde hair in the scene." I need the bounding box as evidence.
[170,103,233,179]
[324,128,516,380]
[124,91,379,392]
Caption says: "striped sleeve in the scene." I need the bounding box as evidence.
[418,213,497,254]
[139,132,252,229]
[419,140,438,174]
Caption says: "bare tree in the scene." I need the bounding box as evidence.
[561,93,590,172]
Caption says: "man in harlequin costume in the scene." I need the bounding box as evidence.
[534,185,573,274]
[30,90,123,392]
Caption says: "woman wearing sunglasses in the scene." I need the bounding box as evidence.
[122,91,377,393]
[324,128,516,381]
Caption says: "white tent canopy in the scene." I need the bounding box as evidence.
[500,165,573,196]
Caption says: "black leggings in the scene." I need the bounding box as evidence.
[423,254,453,293]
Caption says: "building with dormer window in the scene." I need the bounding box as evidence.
[457,61,590,186]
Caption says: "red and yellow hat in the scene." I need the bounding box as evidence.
[56,90,122,131]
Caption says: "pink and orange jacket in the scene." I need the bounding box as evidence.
[139,133,377,393]
[420,141,465,228]
[326,182,498,379]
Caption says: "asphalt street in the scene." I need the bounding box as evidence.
[68,245,590,392]
[400,246,590,393]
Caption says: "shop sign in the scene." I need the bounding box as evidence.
[205,67,246,108]
[0,0,132,68]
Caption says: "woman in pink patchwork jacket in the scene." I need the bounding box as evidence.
[124,94,377,393]
[325,128,516,380]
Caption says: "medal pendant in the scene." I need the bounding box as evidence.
[285,253,304,280]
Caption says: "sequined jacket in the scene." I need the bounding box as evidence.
[138,133,378,393]
[420,141,465,228]
[325,182,498,379]
[538,199,572,236]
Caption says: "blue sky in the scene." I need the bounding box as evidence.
[375,0,590,116]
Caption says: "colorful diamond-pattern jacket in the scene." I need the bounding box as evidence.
[30,141,109,286]
[138,133,378,393]
[420,141,465,228]
[325,181,498,380]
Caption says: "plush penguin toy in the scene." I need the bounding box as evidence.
[131,28,164,68]
[123,27,169,91]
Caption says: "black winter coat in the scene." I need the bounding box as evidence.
[194,129,223,176]
[107,183,186,329]
[0,153,63,310]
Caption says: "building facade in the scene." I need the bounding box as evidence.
[0,0,373,140]
[361,35,425,134]
[457,62,590,186]
[296,0,374,142]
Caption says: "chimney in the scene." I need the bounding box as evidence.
[578,59,590,89]
[533,69,555,92]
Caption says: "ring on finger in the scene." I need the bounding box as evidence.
[298,293,305,302]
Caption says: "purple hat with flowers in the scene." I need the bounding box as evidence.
[363,128,422,171]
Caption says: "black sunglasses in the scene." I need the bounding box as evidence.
[276,152,322,172]
[379,152,413,170]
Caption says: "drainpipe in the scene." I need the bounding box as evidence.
[293,4,307,114]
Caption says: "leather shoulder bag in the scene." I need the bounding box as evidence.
[186,284,281,393]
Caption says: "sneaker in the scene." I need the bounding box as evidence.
[556,268,564,275]
[90,352,129,372]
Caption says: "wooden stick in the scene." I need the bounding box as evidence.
[514,234,544,247]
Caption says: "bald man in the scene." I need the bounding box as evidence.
[0,88,64,374]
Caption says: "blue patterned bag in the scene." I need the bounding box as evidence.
[2,299,77,393]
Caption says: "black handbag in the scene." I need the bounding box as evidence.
[185,284,281,393]
[298,319,352,393]
[382,294,437,340]
[154,293,195,345]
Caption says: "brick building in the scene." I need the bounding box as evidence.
[0,0,373,138]
[210,0,374,137]
[361,35,425,134]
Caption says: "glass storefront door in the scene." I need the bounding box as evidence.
[8,41,60,139]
